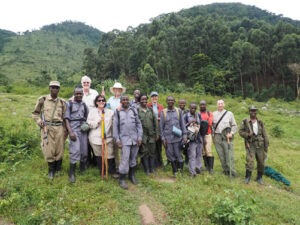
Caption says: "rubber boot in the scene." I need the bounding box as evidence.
[245,170,252,184]
[178,161,184,173]
[171,161,178,177]
[79,160,87,173]
[119,173,128,189]
[149,156,156,174]
[48,162,55,180]
[256,171,263,185]
[203,156,208,171]
[108,158,119,179]
[95,156,102,176]
[208,156,214,174]
[69,163,76,183]
[142,156,150,175]
[129,167,138,185]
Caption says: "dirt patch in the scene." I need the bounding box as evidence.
[0,218,14,225]
[155,177,176,183]
[139,203,156,225]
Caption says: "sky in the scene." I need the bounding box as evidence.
[1,0,299,33]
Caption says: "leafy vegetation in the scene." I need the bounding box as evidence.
[0,93,299,224]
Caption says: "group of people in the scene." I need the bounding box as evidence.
[32,76,269,189]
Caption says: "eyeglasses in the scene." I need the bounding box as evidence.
[97,99,105,102]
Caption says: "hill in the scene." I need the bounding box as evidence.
[91,3,300,101]
[0,21,102,84]
[0,92,299,224]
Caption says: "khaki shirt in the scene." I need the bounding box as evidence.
[32,94,66,125]
[212,110,237,134]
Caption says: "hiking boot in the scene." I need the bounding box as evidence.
[203,156,208,171]
[196,168,201,174]
[79,161,87,173]
[171,161,178,177]
[245,170,252,184]
[149,156,156,174]
[141,156,150,175]
[129,167,138,185]
[69,163,76,183]
[48,162,55,180]
[119,173,128,189]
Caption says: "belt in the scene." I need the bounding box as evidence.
[45,121,63,126]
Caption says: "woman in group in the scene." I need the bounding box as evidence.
[87,95,118,178]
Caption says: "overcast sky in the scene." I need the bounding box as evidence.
[1,0,299,33]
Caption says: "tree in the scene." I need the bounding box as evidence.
[288,63,300,100]
[138,64,158,94]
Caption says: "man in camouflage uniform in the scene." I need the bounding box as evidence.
[138,93,159,175]
[239,105,269,185]
[32,81,67,180]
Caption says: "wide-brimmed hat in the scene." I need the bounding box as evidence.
[110,82,126,94]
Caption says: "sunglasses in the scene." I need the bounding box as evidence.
[97,99,105,102]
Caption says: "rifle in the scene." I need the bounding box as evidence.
[41,112,48,146]
[101,110,108,179]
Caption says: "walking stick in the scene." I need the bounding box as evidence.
[101,110,108,179]
[226,127,232,178]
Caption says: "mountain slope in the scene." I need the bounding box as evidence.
[0,21,102,82]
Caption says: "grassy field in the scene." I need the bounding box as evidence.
[0,92,299,225]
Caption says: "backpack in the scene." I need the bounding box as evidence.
[163,107,180,120]
[184,112,201,141]
[199,111,210,136]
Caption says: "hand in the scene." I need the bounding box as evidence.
[247,132,253,137]
[69,132,77,141]
[156,135,160,141]
[117,141,122,148]
[64,130,68,140]
[38,121,44,128]
[226,133,233,139]
[138,140,142,146]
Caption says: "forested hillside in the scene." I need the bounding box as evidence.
[84,3,300,101]
[0,21,102,86]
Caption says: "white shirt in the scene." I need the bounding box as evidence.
[212,109,237,134]
[252,120,258,135]
[82,89,98,110]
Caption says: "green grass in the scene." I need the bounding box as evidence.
[0,93,299,224]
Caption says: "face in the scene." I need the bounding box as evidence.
[200,103,206,112]
[114,88,122,97]
[96,96,106,108]
[74,88,83,102]
[178,100,186,110]
[249,110,257,118]
[121,96,130,108]
[49,86,60,96]
[140,96,148,107]
[189,104,197,114]
[151,95,158,103]
[167,96,175,108]
[82,80,91,90]
[134,90,140,98]
[217,100,225,111]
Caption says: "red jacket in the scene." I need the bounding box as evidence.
[147,102,164,120]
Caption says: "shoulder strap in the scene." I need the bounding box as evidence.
[163,108,167,120]
[214,110,228,131]
[83,102,88,119]
[68,100,73,112]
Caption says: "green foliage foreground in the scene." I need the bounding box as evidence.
[0,93,299,225]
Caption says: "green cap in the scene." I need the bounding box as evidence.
[249,105,258,111]
[49,81,60,87]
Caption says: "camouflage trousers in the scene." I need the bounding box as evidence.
[245,144,265,173]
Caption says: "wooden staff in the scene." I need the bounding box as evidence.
[101,110,108,179]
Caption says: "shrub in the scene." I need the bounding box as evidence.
[271,125,284,138]
[208,190,257,225]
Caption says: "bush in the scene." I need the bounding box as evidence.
[271,125,284,138]
[208,190,257,225]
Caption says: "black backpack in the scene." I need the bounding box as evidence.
[199,111,210,136]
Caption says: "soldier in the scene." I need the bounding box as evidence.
[184,103,202,177]
[138,93,159,175]
[65,87,89,183]
[32,81,67,180]
[212,99,237,177]
[160,96,187,176]
[114,95,143,189]
[147,91,164,168]
[239,105,269,185]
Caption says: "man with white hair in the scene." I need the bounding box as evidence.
[212,99,237,177]
[81,75,99,110]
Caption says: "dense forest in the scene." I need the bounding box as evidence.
[83,3,300,101]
